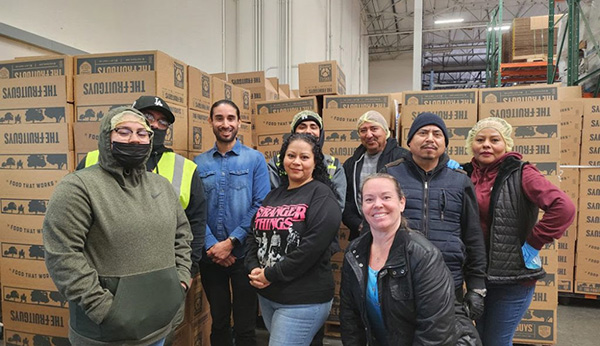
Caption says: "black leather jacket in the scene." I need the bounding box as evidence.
[340,227,457,346]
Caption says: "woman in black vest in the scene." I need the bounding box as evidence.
[463,117,575,346]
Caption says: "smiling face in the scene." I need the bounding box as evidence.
[295,120,321,138]
[210,103,240,143]
[409,124,446,164]
[471,127,507,167]
[361,177,406,233]
[359,122,387,155]
[283,139,315,189]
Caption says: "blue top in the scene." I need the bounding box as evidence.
[366,266,387,345]
[194,139,270,259]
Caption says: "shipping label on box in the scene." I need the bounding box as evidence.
[0,124,72,154]
[188,66,212,113]
[76,51,187,106]
[2,300,69,337]
[0,171,67,199]
[513,308,556,344]
[0,105,73,125]
[4,328,70,345]
[299,61,346,97]
[0,153,73,171]
[1,76,71,108]
[0,214,44,244]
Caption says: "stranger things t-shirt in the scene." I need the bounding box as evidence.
[247,180,341,304]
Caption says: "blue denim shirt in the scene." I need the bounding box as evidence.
[194,140,270,259]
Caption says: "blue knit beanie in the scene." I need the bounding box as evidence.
[407,112,449,146]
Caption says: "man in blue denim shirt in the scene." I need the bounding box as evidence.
[194,99,270,346]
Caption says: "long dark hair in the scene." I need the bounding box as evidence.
[277,133,333,192]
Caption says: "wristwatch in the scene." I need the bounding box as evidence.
[472,288,487,297]
[228,236,240,247]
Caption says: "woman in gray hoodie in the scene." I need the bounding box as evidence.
[43,107,192,346]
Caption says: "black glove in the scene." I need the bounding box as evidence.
[463,290,485,320]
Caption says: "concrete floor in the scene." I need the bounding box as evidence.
[255,299,600,346]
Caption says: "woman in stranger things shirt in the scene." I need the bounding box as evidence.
[245,133,341,346]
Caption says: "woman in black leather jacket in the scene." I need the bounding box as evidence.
[339,173,456,346]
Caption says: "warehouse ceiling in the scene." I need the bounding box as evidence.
[361,0,561,88]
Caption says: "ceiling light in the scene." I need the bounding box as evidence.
[487,25,511,32]
[434,18,464,25]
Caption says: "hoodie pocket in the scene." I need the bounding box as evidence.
[99,267,184,342]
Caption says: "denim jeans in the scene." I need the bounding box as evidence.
[147,338,165,346]
[200,260,257,346]
[258,295,332,346]
[476,283,535,346]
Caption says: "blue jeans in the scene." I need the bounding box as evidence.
[258,295,332,346]
[476,284,535,346]
[147,338,165,346]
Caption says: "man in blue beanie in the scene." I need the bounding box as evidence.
[382,112,487,344]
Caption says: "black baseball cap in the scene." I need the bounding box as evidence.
[132,96,176,124]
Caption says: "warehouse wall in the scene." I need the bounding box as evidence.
[0,0,367,93]
[368,53,414,93]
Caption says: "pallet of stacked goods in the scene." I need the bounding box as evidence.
[73,50,189,163]
[401,89,479,164]
[479,84,562,345]
[0,55,75,344]
[575,98,600,298]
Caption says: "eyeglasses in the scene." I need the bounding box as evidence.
[143,112,171,130]
[112,127,153,141]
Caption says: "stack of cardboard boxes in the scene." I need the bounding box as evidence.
[188,66,214,158]
[73,50,189,161]
[575,98,600,295]
[0,55,75,344]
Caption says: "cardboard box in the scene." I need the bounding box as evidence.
[0,55,74,103]
[165,104,188,151]
[478,85,561,123]
[268,78,279,95]
[228,71,267,88]
[254,97,318,160]
[247,85,278,102]
[560,101,583,165]
[188,66,212,113]
[299,61,346,97]
[2,299,69,338]
[0,152,74,172]
[579,99,600,166]
[74,121,101,155]
[0,104,74,125]
[75,50,187,107]
[0,214,44,244]
[183,275,210,324]
[233,86,252,123]
[323,94,395,129]
[279,84,290,99]
[75,103,128,123]
[402,90,478,127]
[4,328,70,345]
[239,122,253,148]
[509,124,561,163]
[212,77,233,102]
[188,110,213,153]
[0,171,68,199]
[1,242,55,290]
[211,72,227,81]
[322,130,360,163]
[513,307,556,344]
[0,124,73,154]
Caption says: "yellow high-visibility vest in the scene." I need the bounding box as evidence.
[84,150,196,209]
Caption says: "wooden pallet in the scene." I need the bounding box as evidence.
[324,320,341,338]
[512,54,558,63]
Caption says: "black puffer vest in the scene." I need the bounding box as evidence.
[482,156,545,284]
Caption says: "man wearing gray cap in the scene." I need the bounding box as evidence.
[341,111,408,240]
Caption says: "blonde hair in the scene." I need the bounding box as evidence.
[465,117,514,156]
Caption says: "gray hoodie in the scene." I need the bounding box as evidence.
[43,107,192,345]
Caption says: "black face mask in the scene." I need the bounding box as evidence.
[111,142,151,169]
[152,128,168,149]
